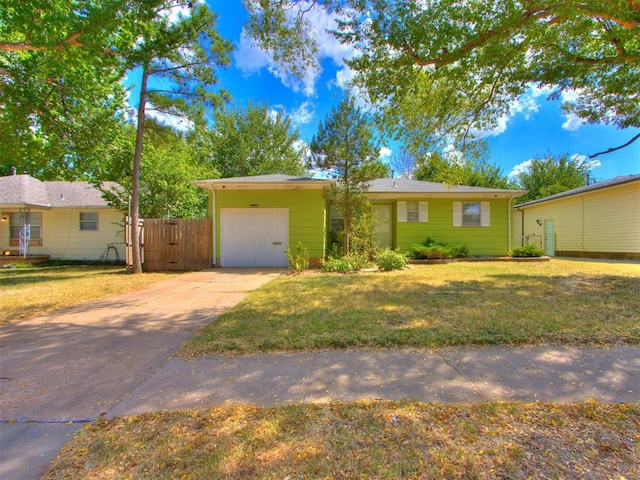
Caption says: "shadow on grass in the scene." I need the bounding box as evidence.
[0,265,127,288]
[186,271,640,354]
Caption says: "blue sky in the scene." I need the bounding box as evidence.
[142,1,640,182]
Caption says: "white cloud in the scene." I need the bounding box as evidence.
[508,159,534,179]
[158,0,205,24]
[379,147,392,158]
[146,105,194,132]
[562,114,587,131]
[234,2,357,97]
[570,153,601,170]
[473,85,552,138]
[290,101,315,126]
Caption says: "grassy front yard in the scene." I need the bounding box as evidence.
[182,259,640,356]
[45,401,639,479]
[0,264,180,324]
[17,259,640,479]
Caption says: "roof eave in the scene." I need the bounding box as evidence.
[367,190,526,200]
[192,179,336,191]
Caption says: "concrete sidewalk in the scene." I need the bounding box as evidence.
[107,346,640,417]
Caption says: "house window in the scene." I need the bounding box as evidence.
[9,212,42,246]
[398,201,428,222]
[462,202,481,226]
[407,202,419,222]
[80,212,99,231]
[453,202,490,227]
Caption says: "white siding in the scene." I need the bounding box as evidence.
[0,208,124,260]
[513,181,640,254]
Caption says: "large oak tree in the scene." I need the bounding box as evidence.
[247,0,640,155]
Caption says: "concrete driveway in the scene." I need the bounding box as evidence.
[0,268,282,480]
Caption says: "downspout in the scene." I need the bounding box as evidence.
[508,197,513,252]
[515,204,525,247]
[212,187,217,267]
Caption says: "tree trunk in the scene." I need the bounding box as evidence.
[130,67,149,274]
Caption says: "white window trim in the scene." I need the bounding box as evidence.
[453,201,490,227]
[398,201,428,223]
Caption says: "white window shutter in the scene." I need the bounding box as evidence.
[481,202,490,226]
[418,202,428,222]
[453,202,462,227]
[397,201,407,222]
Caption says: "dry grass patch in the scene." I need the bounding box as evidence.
[183,260,640,356]
[0,265,181,324]
[44,401,640,479]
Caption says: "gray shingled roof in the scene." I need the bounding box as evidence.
[516,174,640,208]
[367,177,522,194]
[0,174,120,208]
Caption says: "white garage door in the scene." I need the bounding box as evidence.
[220,208,289,267]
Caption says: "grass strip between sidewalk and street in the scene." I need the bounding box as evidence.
[182,260,640,356]
[44,401,639,479]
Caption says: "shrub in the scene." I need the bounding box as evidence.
[411,238,468,259]
[285,242,309,272]
[322,257,356,273]
[509,243,545,257]
[375,249,407,271]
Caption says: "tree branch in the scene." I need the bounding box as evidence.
[589,132,640,159]
[401,7,555,68]
[0,32,84,52]
[148,60,207,75]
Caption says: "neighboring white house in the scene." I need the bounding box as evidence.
[513,174,640,260]
[0,174,124,261]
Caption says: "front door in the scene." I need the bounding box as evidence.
[372,204,392,248]
[544,220,555,256]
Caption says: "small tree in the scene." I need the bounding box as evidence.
[514,154,593,204]
[310,96,388,256]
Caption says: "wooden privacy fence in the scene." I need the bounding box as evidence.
[142,218,212,271]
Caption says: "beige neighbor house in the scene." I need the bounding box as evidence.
[0,174,124,262]
[513,174,640,260]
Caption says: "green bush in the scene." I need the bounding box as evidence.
[509,243,545,257]
[375,249,407,271]
[411,238,468,259]
[284,242,309,272]
[322,257,357,273]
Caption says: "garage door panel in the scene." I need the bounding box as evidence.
[221,208,288,267]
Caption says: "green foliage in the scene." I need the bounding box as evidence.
[311,96,387,256]
[285,242,310,273]
[0,1,167,179]
[191,102,306,178]
[101,121,217,218]
[411,238,469,260]
[248,1,640,157]
[413,152,513,189]
[375,249,407,271]
[514,154,591,204]
[321,256,357,273]
[322,248,370,273]
[509,244,546,258]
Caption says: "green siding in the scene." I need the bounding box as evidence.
[214,189,327,259]
[394,198,511,256]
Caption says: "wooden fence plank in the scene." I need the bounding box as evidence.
[142,219,211,272]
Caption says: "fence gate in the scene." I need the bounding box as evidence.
[142,219,212,271]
